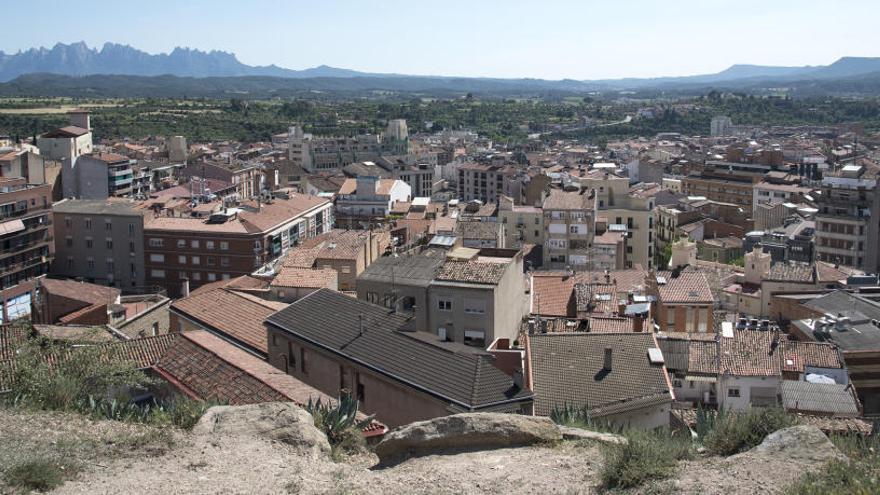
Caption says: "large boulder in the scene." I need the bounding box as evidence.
[558,425,627,445]
[738,424,846,463]
[374,413,561,463]
[193,402,330,457]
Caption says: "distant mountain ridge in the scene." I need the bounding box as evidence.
[0,42,383,81]
[1,42,880,94]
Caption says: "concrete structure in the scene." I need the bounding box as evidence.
[51,199,147,288]
[813,173,880,272]
[167,136,187,163]
[335,177,411,226]
[62,153,134,199]
[541,189,596,270]
[499,196,544,249]
[37,112,93,162]
[457,162,517,203]
[0,178,53,322]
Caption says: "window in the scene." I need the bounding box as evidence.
[65,237,73,248]
[206,241,215,250]
[87,257,95,271]
[105,220,112,231]
[150,254,165,263]
[673,380,683,388]
[106,259,115,272]
[192,256,201,265]
[438,298,452,311]
[341,265,351,274]
[148,238,163,248]
[366,292,378,304]
[192,272,201,281]
[207,273,216,282]
[222,274,230,280]
[85,237,93,249]
[128,223,135,236]
[220,257,230,267]
[177,240,186,248]
[64,217,71,228]
[191,240,200,249]
[464,330,486,347]
[178,255,186,264]
[220,241,229,251]
[300,347,307,374]
[84,218,92,230]
[151,322,159,337]
[129,241,135,253]
[206,256,215,266]
[67,257,74,269]
[727,388,740,398]
[105,238,113,249]
[464,300,485,314]
[151,269,166,278]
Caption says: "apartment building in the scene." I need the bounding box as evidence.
[577,172,656,269]
[179,161,262,200]
[51,199,147,288]
[542,189,596,269]
[286,120,411,175]
[0,178,53,322]
[649,268,716,333]
[682,173,756,207]
[813,172,880,272]
[143,193,333,297]
[62,152,135,199]
[498,195,544,249]
[457,162,517,203]
[357,247,526,346]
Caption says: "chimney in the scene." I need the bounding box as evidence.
[633,314,643,332]
[181,279,190,298]
[603,347,613,370]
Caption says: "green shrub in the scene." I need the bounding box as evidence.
[702,407,798,456]
[3,459,73,492]
[163,398,218,430]
[599,429,693,490]
[549,404,621,434]
[305,390,373,452]
[8,339,153,412]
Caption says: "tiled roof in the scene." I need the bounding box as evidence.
[542,189,594,211]
[271,267,336,289]
[719,329,781,376]
[780,340,843,373]
[657,270,714,304]
[765,262,814,283]
[688,340,718,375]
[171,276,286,356]
[357,248,446,287]
[656,337,690,372]
[531,273,577,317]
[434,260,507,285]
[455,221,499,240]
[338,178,399,196]
[529,333,673,417]
[42,125,89,138]
[156,331,329,406]
[780,381,860,415]
[0,324,31,362]
[266,289,532,409]
[41,278,120,306]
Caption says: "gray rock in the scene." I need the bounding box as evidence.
[734,425,845,463]
[193,402,330,457]
[558,426,627,445]
[375,413,561,463]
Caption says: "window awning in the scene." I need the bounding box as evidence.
[0,219,25,236]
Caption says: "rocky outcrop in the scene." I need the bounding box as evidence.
[193,402,330,457]
[375,413,561,463]
[558,426,627,444]
[738,424,846,463]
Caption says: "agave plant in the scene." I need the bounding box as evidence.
[305,389,374,446]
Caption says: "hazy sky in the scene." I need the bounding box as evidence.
[3,0,878,80]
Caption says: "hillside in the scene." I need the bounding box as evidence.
[0,405,856,495]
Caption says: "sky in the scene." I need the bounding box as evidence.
[2,0,879,80]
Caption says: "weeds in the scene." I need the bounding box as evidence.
[550,404,622,434]
[305,390,373,456]
[599,429,693,490]
[701,407,798,456]
[3,458,75,492]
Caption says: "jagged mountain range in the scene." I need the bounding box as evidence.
[1,42,880,95]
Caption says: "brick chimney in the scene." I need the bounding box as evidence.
[603,347,613,370]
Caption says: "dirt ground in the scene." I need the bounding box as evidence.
[0,408,819,495]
